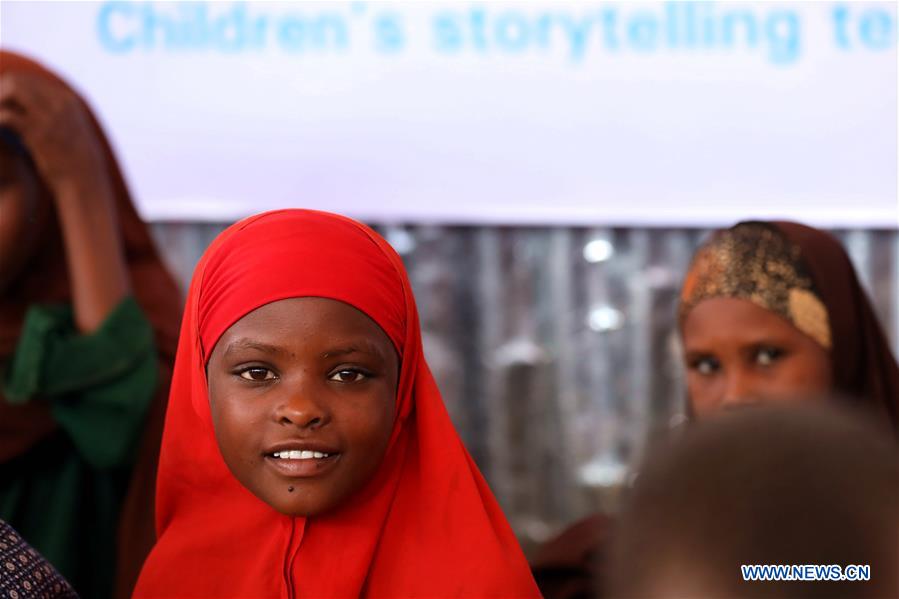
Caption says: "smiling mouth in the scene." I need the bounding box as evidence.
[263,451,340,478]
[270,450,332,460]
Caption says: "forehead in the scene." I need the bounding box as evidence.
[211,297,396,359]
[683,297,809,346]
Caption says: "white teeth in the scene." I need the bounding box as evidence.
[272,450,331,459]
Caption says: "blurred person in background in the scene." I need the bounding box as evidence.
[533,219,899,598]
[0,51,181,598]
[680,221,899,432]
[608,403,899,598]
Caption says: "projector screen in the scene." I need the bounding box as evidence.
[1,1,896,226]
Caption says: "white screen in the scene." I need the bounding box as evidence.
[2,1,896,226]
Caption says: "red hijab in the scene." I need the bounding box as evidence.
[134,209,540,598]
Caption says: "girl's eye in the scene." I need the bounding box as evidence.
[755,347,784,366]
[690,357,720,376]
[329,369,367,383]
[239,367,276,381]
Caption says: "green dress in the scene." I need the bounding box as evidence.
[1,296,158,599]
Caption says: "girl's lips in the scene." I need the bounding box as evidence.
[264,453,340,478]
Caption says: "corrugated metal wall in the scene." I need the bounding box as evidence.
[150,223,899,552]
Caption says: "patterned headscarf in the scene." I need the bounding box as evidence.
[680,222,831,349]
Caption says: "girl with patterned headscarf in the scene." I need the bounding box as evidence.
[679,221,899,433]
[532,221,899,599]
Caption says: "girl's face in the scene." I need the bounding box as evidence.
[207,297,398,517]
[682,297,832,418]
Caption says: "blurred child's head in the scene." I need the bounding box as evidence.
[609,402,899,598]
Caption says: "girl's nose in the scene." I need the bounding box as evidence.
[274,389,329,429]
[721,370,757,408]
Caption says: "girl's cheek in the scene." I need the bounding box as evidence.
[687,377,725,417]
[686,373,710,394]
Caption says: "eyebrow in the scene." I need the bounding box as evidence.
[224,339,288,358]
[321,341,384,360]
[223,338,386,361]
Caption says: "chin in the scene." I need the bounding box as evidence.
[274,505,314,517]
[262,493,330,518]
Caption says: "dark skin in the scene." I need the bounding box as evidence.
[0,141,46,293]
[0,71,128,332]
[206,297,398,517]
[682,297,833,418]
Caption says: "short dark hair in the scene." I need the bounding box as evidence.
[609,402,899,598]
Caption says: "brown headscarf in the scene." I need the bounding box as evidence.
[0,50,182,598]
[680,220,899,435]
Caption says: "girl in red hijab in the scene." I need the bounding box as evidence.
[134,209,540,598]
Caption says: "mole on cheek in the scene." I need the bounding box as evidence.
[288,486,294,493]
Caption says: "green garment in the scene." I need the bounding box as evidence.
[1,296,158,599]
